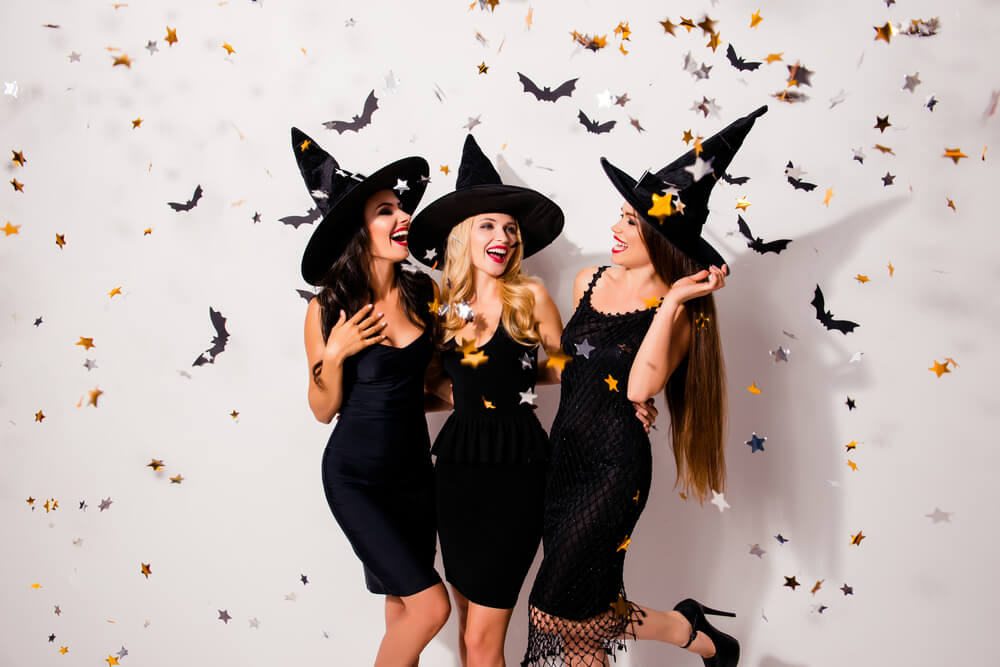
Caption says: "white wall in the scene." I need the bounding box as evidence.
[2,1,998,665]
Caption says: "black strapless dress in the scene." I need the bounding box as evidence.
[523,266,656,666]
[433,324,549,609]
[320,330,441,597]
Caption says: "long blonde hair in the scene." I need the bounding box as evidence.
[439,215,540,347]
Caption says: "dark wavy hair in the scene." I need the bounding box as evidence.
[310,211,437,384]
[638,221,727,503]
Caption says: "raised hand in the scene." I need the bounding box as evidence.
[665,264,728,307]
[324,304,387,362]
[633,397,659,433]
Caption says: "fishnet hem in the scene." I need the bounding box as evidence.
[522,594,645,666]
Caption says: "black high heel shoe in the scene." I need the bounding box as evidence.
[672,598,740,667]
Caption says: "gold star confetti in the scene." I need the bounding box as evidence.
[928,360,950,377]
[140,562,151,578]
[697,16,718,35]
[2,221,19,235]
[462,349,489,369]
[222,43,235,55]
[44,498,58,512]
[35,410,45,422]
[633,490,640,503]
[169,474,184,484]
[887,261,895,276]
[847,459,858,471]
[56,233,66,247]
[945,356,960,368]
[854,274,870,284]
[427,298,441,314]
[850,530,865,545]
[143,227,152,235]
[692,136,704,156]
[525,7,533,29]
[614,21,631,40]
[706,31,721,52]
[31,583,43,590]
[477,61,489,74]
[946,198,956,211]
[735,195,751,211]
[874,22,892,43]
[88,387,103,407]
[610,594,631,617]
[643,296,663,310]
[811,579,824,595]
[131,117,142,128]
[230,410,239,419]
[647,193,676,220]
[619,42,628,55]
[695,312,710,329]
[764,52,783,64]
[165,27,178,46]
[679,17,696,31]
[147,459,165,471]
[874,144,895,155]
[108,286,122,298]
[659,18,677,36]
[59,647,68,654]
[616,536,631,551]
[845,440,858,451]
[750,10,763,28]
[11,178,24,192]
[11,149,25,166]
[823,187,834,206]
[439,165,450,175]
[76,336,95,350]
[482,396,496,409]
[544,346,572,372]
[106,656,120,666]
[681,129,694,144]
[942,148,967,164]
[604,374,619,392]
[746,381,761,395]
[26,496,35,506]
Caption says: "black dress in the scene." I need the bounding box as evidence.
[320,329,441,597]
[523,266,656,666]
[433,324,549,609]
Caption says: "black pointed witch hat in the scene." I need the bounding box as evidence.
[290,127,430,285]
[408,134,564,268]
[600,105,768,273]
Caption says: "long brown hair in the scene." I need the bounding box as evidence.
[639,222,727,503]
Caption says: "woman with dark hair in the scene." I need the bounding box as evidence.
[522,106,768,667]
[292,127,450,666]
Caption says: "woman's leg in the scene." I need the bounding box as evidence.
[384,596,418,667]
[452,586,470,667]
[632,604,716,659]
[374,582,451,667]
[463,601,514,667]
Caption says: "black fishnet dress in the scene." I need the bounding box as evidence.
[523,266,656,666]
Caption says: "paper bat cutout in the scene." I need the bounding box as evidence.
[726,44,761,71]
[737,215,792,255]
[786,162,818,191]
[811,285,859,335]
[578,110,616,134]
[296,289,317,302]
[279,207,321,229]
[167,185,203,212]
[192,307,230,366]
[517,72,577,102]
[722,172,750,185]
[322,90,379,134]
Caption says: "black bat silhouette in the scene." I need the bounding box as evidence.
[279,207,321,229]
[726,44,761,72]
[192,307,230,366]
[578,110,616,134]
[737,215,792,255]
[323,90,379,134]
[811,285,859,334]
[167,185,203,212]
[785,161,817,191]
[296,289,317,302]
[517,72,578,102]
[722,172,751,185]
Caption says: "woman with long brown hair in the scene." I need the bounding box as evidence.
[293,127,451,666]
[522,106,768,667]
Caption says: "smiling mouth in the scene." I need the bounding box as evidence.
[612,235,629,253]
[391,227,409,246]
[486,246,508,263]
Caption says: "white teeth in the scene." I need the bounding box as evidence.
[391,229,408,241]
[486,247,507,258]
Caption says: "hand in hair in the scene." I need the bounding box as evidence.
[664,264,728,307]
[632,398,658,433]
[325,304,388,363]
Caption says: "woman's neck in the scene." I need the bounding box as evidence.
[620,262,664,293]
[369,257,396,301]
[469,267,502,306]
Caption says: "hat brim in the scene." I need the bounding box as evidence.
[600,157,728,272]
[301,156,429,285]
[408,184,564,268]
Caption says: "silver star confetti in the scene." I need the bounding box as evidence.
[574,339,595,359]
[769,346,790,362]
[902,72,922,93]
[749,543,766,558]
[68,51,81,62]
[393,179,410,194]
[145,40,158,55]
[710,490,730,512]
[463,115,482,131]
[218,609,232,623]
[925,507,953,523]
[519,387,538,405]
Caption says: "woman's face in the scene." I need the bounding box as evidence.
[468,212,519,278]
[610,201,651,268]
[364,189,411,264]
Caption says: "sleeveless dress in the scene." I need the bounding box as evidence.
[523,266,656,666]
[320,328,441,597]
[433,323,549,609]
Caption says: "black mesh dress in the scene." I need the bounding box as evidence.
[523,266,656,666]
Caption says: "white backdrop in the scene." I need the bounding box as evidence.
[2,1,998,665]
